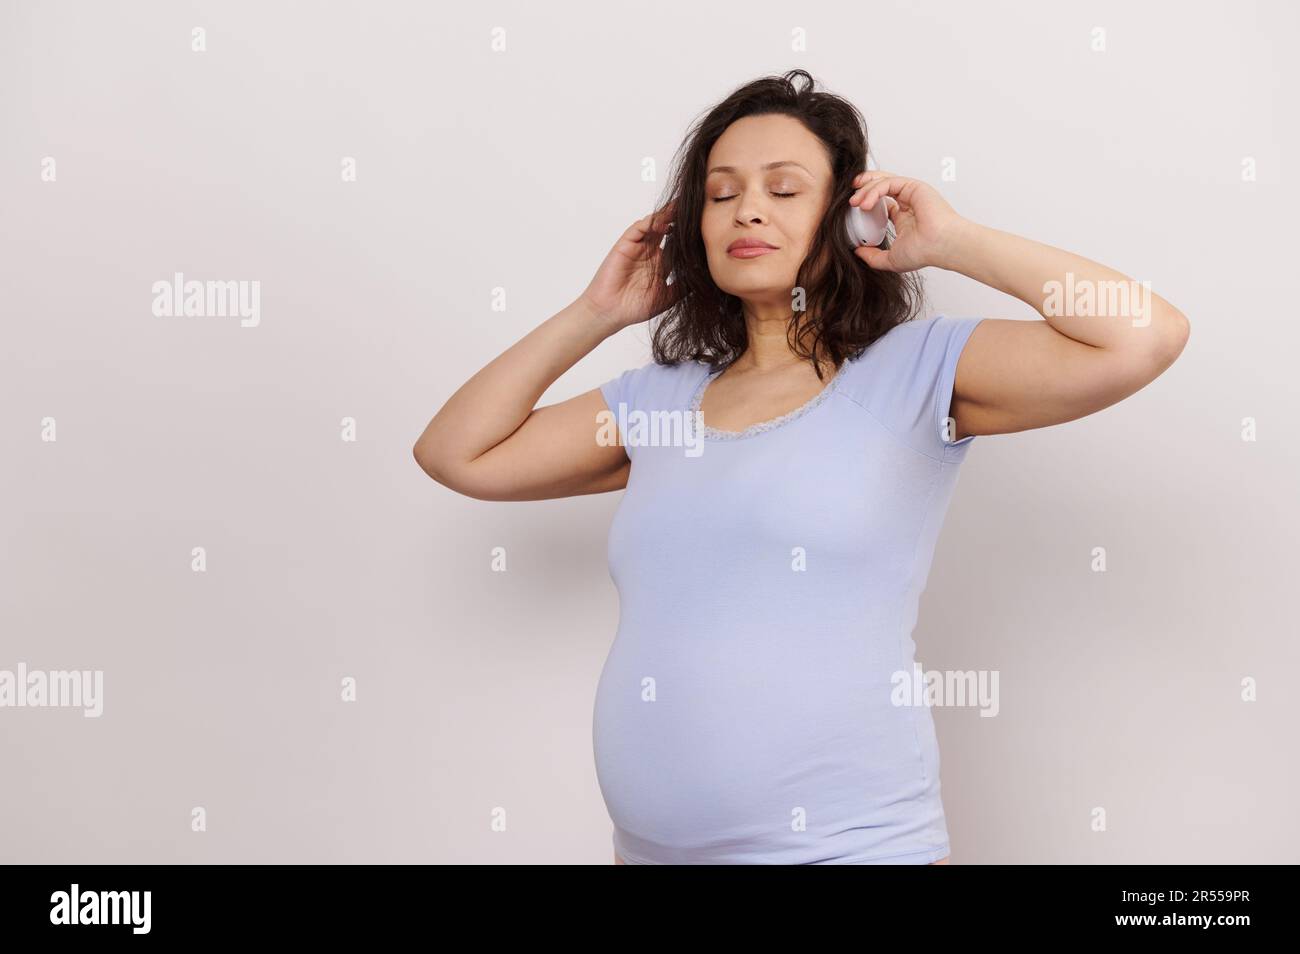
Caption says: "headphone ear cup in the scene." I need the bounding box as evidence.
[846,198,890,247]
[844,209,861,247]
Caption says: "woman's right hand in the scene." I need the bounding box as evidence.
[579,203,680,333]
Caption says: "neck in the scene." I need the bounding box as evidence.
[735,300,833,375]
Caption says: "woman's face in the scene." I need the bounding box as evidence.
[701,113,834,306]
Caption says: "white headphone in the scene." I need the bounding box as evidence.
[845,195,893,248]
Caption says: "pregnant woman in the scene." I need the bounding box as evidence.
[413,70,1189,864]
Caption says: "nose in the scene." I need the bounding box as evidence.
[734,190,769,227]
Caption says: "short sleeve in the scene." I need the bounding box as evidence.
[598,359,702,460]
[600,365,640,420]
[598,361,712,462]
[599,364,644,455]
[844,315,986,462]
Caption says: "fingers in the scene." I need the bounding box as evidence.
[622,206,672,247]
[854,178,904,210]
[648,198,677,235]
[853,169,897,187]
[850,171,906,209]
[851,168,894,195]
[616,218,652,250]
[854,244,895,272]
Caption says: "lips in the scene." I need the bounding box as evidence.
[727,238,779,258]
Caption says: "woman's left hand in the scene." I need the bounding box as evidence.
[850,171,967,273]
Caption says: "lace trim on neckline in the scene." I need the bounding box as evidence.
[688,360,849,441]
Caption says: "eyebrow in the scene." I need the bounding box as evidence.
[706,160,813,176]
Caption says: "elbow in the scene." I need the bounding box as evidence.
[412,439,448,485]
[1144,305,1189,371]
[1160,307,1190,364]
[413,441,489,498]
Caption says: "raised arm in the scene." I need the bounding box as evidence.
[851,172,1190,441]
[412,297,629,500]
[412,206,677,501]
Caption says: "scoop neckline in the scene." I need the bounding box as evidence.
[688,359,849,441]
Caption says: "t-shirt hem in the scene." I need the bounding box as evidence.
[614,837,951,866]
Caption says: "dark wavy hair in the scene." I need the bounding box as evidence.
[645,69,924,379]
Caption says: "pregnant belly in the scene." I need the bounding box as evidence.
[591,629,939,859]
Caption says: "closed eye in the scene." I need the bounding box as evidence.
[711,192,798,203]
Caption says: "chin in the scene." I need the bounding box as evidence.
[713,264,790,293]
[723,269,795,293]
[714,277,764,298]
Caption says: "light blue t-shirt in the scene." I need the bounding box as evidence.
[595,313,985,864]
